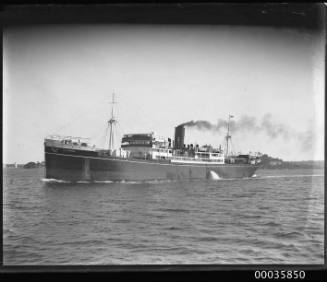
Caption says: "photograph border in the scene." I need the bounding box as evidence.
[1,2,326,280]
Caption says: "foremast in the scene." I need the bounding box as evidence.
[108,93,117,155]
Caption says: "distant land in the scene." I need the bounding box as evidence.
[3,155,324,169]
[258,154,324,169]
[4,161,45,169]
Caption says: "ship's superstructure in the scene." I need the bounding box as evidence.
[44,94,261,181]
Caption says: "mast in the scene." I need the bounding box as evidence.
[225,114,233,157]
[108,92,117,155]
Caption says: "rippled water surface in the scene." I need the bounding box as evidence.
[3,168,324,264]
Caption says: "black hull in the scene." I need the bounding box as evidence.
[45,146,258,181]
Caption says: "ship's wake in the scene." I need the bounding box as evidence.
[41,178,185,185]
[41,178,71,184]
[208,170,221,180]
[41,173,323,185]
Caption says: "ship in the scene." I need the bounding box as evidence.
[44,95,261,182]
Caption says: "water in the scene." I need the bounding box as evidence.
[3,167,324,265]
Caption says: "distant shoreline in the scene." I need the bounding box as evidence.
[4,161,45,169]
[258,159,324,170]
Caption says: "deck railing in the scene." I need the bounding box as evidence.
[172,156,224,162]
[45,135,90,142]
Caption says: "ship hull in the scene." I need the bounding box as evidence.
[45,146,258,182]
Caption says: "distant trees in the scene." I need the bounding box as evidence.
[259,154,323,169]
[23,161,44,168]
[259,154,283,169]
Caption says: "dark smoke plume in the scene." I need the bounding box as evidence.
[179,120,226,131]
[179,114,313,150]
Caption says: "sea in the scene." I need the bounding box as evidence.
[3,167,325,265]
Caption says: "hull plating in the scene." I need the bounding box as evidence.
[45,149,258,181]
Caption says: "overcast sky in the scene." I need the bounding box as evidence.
[3,24,325,163]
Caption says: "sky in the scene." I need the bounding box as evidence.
[3,24,325,163]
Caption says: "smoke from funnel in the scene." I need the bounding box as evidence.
[179,120,227,131]
[178,114,313,151]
